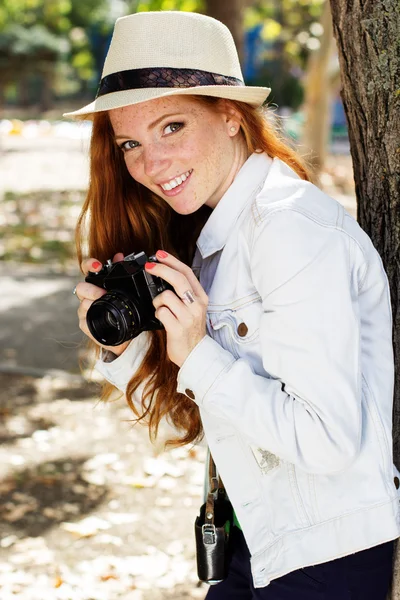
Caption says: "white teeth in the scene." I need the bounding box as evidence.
[161,170,192,191]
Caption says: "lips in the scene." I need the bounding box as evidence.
[158,169,193,196]
[160,169,193,191]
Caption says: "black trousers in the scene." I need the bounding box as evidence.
[205,526,394,600]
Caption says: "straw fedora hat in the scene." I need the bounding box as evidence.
[64,11,271,120]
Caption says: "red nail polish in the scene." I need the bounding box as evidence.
[92,261,101,269]
[156,250,168,259]
[145,262,156,269]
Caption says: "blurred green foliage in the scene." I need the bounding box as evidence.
[0,0,113,108]
[0,0,326,111]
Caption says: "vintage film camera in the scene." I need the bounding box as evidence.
[85,251,172,346]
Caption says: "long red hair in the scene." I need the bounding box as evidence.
[75,97,311,447]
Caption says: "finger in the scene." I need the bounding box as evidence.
[74,281,107,303]
[155,305,179,332]
[146,262,195,301]
[153,290,193,320]
[154,251,207,301]
[112,252,124,262]
[81,258,103,276]
[77,298,92,320]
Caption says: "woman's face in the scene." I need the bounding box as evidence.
[108,95,247,214]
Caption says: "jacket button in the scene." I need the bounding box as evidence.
[394,477,399,490]
[237,322,248,337]
[185,389,195,400]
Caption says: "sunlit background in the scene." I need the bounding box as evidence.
[0,2,356,598]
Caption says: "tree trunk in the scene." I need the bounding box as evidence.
[39,71,54,113]
[18,74,31,108]
[329,0,400,596]
[205,0,246,62]
[302,0,335,179]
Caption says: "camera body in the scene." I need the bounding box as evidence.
[85,251,172,346]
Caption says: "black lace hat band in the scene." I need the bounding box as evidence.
[96,67,244,98]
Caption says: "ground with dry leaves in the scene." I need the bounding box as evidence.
[0,372,208,600]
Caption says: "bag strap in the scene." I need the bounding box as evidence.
[205,452,225,525]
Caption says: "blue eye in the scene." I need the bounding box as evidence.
[120,140,139,151]
[164,122,183,134]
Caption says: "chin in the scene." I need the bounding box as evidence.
[169,198,204,216]
[173,206,199,216]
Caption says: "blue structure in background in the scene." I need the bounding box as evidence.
[243,23,348,147]
[89,26,113,90]
[332,98,347,129]
[243,24,264,82]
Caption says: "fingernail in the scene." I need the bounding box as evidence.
[92,261,102,269]
[156,250,168,259]
[145,262,156,270]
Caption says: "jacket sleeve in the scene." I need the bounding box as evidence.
[94,331,151,397]
[177,209,364,474]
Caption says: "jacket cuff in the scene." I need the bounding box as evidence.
[177,335,235,405]
[94,333,149,391]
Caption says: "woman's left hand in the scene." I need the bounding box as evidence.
[145,250,208,368]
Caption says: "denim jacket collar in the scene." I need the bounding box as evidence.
[196,152,273,259]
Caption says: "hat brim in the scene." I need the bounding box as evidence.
[63,85,271,120]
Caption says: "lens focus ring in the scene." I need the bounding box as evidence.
[86,291,140,346]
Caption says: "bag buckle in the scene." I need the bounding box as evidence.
[202,523,216,544]
[210,476,219,495]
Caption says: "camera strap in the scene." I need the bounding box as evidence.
[205,453,226,526]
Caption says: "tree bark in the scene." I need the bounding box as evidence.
[329,0,400,596]
[205,0,246,62]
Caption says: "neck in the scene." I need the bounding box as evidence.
[206,136,250,209]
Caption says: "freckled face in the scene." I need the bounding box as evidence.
[108,96,245,214]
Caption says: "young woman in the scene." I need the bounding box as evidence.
[66,11,399,599]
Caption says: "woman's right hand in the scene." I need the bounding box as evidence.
[75,252,131,357]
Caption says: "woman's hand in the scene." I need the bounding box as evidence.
[145,250,208,368]
[74,252,130,357]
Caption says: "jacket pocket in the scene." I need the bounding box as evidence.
[287,464,313,527]
[362,375,393,497]
[208,296,262,362]
[208,311,240,358]
[250,445,280,475]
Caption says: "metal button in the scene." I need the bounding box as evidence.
[237,322,248,337]
[394,477,399,490]
[185,388,195,400]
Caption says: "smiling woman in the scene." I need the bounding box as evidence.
[108,95,250,213]
[64,10,398,599]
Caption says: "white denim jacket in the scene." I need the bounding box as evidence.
[95,153,400,588]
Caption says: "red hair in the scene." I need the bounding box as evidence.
[75,97,311,447]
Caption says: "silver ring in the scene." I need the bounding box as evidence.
[181,290,195,305]
[72,286,77,295]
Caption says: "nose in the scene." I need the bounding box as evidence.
[142,143,171,179]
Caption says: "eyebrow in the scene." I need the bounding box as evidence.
[114,112,183,140]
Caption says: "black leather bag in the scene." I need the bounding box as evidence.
[194,453,233,584]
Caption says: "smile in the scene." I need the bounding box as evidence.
[160,169,193,191]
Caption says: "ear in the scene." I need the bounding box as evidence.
[220,100,242,137]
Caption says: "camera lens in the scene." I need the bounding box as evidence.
[86,291,141,346]
[105,311,118,328]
